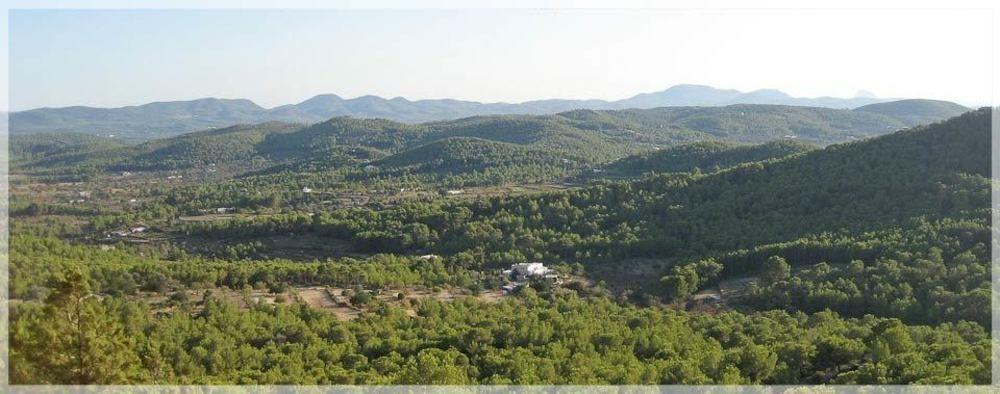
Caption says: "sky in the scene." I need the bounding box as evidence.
[7,6,997,110]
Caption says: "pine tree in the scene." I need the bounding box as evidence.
[23,270,144,384]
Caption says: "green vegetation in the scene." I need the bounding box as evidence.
[372,137,577,187]
[16,103,960,197]
[855,99,969,126]
[10,132,128,167]
[11,86,935,138]
[8,106,992,385]
[12,271,989,384]
[178,109,989,279]
[606,139,817,175]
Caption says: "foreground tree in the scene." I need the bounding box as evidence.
[11,270,143,384]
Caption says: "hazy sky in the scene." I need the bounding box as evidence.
[8,8,995,110]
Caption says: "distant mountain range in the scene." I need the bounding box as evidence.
[13,103,972,177]
[10,85,931,140]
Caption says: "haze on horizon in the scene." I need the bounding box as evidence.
[9,8,994,111]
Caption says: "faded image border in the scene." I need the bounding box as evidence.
[0,4,998,392]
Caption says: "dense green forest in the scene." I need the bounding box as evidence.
[605,139,817,175]
[8,106,993,385]
[9,132,128,165]
[8,235,991,384]
[11,270,990,384]
[13,103,956,178]
[855,99,971,126]
[177,109,990,285]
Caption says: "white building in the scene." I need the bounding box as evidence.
[302,187,313,193]
[503,263,559,282]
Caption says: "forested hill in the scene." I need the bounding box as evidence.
[605,140,817,175]
[10,85,948,139]
[641,107,990,251]
[855,99,969,125]
[16,122,304,173]
[9,132,127,165]
[374,137,565,172]
[162,108,993,330]
[9,108,993,385]
[13,104,969,178]
[203,108,990,306]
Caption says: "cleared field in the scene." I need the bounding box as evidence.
[132,285,507,322]
[297,286,339,308]
[177,213,242,222]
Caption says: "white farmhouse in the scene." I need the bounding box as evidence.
[503,263,559,282]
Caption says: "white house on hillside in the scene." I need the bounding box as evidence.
[503,263,559,282]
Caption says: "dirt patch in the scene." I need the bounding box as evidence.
[178,213,242,222]
[588,258,673,294]
[131,284,508,321]
[719,276,758,299]
[475,290,504,303]
[296,287,338,309]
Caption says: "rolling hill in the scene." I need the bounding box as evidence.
[647,107,990,252]
[855,99,969,125]
[10,85,922,139]
[286,108,990,304]
[9,132,127,165]
[605,140,817,175]
[374,137,569,173]
[15,104,976,182]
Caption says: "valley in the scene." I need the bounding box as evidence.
[8,102,992,385]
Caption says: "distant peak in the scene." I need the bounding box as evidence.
[299,94,343,103]
[746,88,790,96]
[665,84,717,90]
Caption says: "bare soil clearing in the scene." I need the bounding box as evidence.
[132,285,507,321]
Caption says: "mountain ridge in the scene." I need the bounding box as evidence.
[13,104,975,179]
[11,85,944,139]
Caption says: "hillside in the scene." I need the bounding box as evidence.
[601,105,917,144]
[375,137,565,170]
[23,122,303,172]
[196,108,990,262]
[167,109,991,327]
[649,108,989,251]
[9,98,276,140]
[238,108,989,296]
[855,99,969,125]
[9,132,127,165]
[10,85,921,139]
[605,139,817,175]
[111,122,304,171]
[11,109,992,386]
[15,104,974,183]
